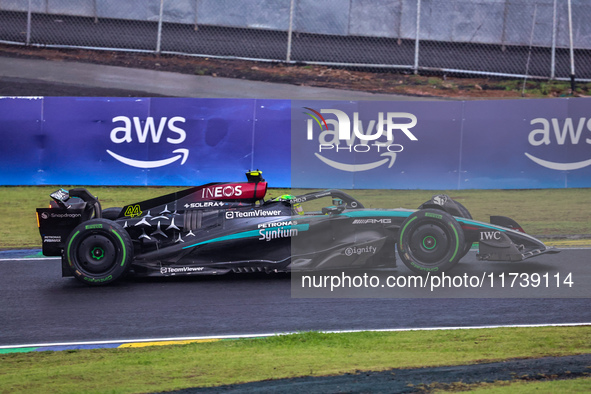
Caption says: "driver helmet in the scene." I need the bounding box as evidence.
[272,194,304,215]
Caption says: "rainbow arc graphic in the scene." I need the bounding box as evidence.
[303,107,328,130]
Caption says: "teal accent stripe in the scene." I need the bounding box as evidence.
[183,230,260,249]
[182,224,310,250]
[456,218,507,231]
[343,211,509,233]
[341,210,414,218]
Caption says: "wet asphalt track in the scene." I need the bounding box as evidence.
[1,249,589,347]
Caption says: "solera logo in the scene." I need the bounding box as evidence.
[106,116,189,169]
[525,117,591,170]
[303,108,418,172]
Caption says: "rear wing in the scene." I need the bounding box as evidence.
[37,188,101,256]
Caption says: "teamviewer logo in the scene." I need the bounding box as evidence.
[225,211,234,219]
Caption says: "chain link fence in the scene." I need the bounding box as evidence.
[1,0,590,81]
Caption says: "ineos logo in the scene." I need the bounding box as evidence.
[201,185,243,199]
[106,116,189,169]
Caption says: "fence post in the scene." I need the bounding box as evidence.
[397,0,403,45]
[521,4,538,96]
[156,0,164,54]
[198,0,199,31]
[550,0,557,79]
[501,0,508,51]
[93,0,98,24]
[286,0,295,62]
[413,0,421,74]
[567,0,576,91]
[26,0,32,45]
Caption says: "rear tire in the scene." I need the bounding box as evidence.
[398,209,464,274]
[65,219,133,285]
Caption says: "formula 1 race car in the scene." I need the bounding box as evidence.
[36,171,559,285]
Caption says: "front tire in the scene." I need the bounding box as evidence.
[398,209,464,274]
[65,219,133,285]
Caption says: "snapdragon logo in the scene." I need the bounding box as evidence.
[107,116,189,169]
[526,117,591,170]
[303,107,418,172]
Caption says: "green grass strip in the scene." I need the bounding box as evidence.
[0,326,589,393]
[3,186,590,250]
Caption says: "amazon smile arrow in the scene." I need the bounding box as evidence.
[524,152,591,171]
[315,151,397,172]
[107,148,189,169]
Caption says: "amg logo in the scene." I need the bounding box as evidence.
[352,219,392,224]
[480,231,502,240]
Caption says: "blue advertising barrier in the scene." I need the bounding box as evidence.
[0,97,291,187]
[1,96,590,189]
[291,97,591,189]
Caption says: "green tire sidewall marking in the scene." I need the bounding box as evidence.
[111,229,126,266]
[66,230,80,267]
[398,216,417,252]
[448,221,460,263]
[422,236,436,250]
[425,212,442,219]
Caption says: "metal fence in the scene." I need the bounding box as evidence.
[1,0,590,81]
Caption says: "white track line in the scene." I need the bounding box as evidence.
[1,322,589,350]
[0,257,60,262]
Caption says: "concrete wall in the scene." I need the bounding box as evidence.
[1,0,590,49]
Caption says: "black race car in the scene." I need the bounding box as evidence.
[36,171,559,285]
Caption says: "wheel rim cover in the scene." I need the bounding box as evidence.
[78,235,117,273]
[409,223,449,264]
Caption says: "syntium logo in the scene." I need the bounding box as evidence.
[107,116,188,169]
[303,107,418,172]
[526,117,591,170]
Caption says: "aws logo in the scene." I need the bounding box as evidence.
[303,107,417,172]
[526,117,591,170]
[107,116,188,169]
